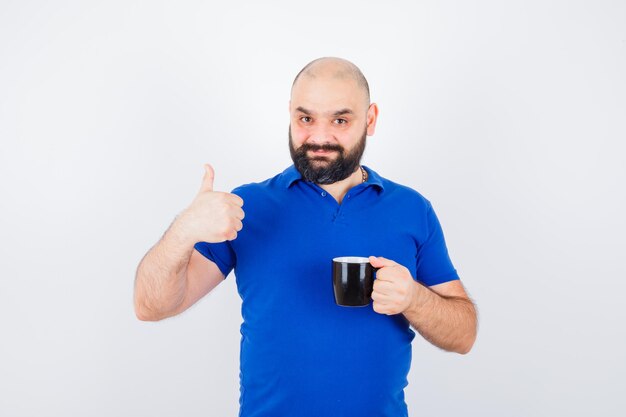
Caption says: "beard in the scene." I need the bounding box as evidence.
[288,126,367,184]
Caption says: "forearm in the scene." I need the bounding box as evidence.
[403,281,477,354]
[134,213,195,320]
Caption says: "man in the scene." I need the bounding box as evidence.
[134,57,477,417]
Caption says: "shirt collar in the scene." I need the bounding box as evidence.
[362,165,385,191]
[281,164,385,192]
[281,165,302,188]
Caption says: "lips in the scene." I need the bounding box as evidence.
[308,149,338,155]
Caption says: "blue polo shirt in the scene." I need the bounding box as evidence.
[194,165,459,417]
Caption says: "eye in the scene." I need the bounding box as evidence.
[334,118,348,125]
[300,116,312,123]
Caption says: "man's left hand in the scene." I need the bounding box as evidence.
[369,256,417,315]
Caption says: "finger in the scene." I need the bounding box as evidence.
[373,280,393,294]
[229,194,244,207]
[371,290,391,302]
[372,301,391,315]
[372,268,398,283]
[372,300,383,314]
[199,164,215,193]
[234,207,245,220]
[369,256,398,269]
[234,218,243,232]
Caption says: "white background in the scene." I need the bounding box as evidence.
[1,1,625,416]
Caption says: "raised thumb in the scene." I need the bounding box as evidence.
[200,164,215,192]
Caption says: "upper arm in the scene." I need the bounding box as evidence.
[170,248,226,317]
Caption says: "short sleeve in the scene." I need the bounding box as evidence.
[415,201,460,286]
[193,240,236,278]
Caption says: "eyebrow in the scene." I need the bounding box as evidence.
[295,106,354,117]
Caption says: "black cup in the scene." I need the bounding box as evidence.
[332,256,378,307]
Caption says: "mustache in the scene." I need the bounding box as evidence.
[298,143,344,153]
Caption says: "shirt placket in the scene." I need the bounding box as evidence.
[307,183,370,225]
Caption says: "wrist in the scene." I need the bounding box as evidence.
[407,280,424,314]
[167,211,198,248]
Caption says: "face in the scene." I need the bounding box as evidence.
[288,74,378,184]
[289,126,367,184]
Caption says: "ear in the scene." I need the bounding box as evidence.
[366,103,379,136]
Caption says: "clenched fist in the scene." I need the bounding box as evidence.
[178,164,245,243]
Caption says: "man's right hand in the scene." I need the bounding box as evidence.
[178,164,245,243]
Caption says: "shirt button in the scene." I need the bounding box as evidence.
[321,191,327,197]
[347,194,351,199]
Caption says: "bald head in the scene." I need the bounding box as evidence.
[291,57,370,106]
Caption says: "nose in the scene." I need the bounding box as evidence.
[306,123,335,145]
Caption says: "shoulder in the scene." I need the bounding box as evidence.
[230,165,300,197]
[371,168,433,213]
[229,170,287,200]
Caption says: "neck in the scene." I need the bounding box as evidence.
[318,166,364,204]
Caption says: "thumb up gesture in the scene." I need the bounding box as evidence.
[179,164,245,243]
[199,163,216,193]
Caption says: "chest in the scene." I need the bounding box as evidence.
[231,189,421,299]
